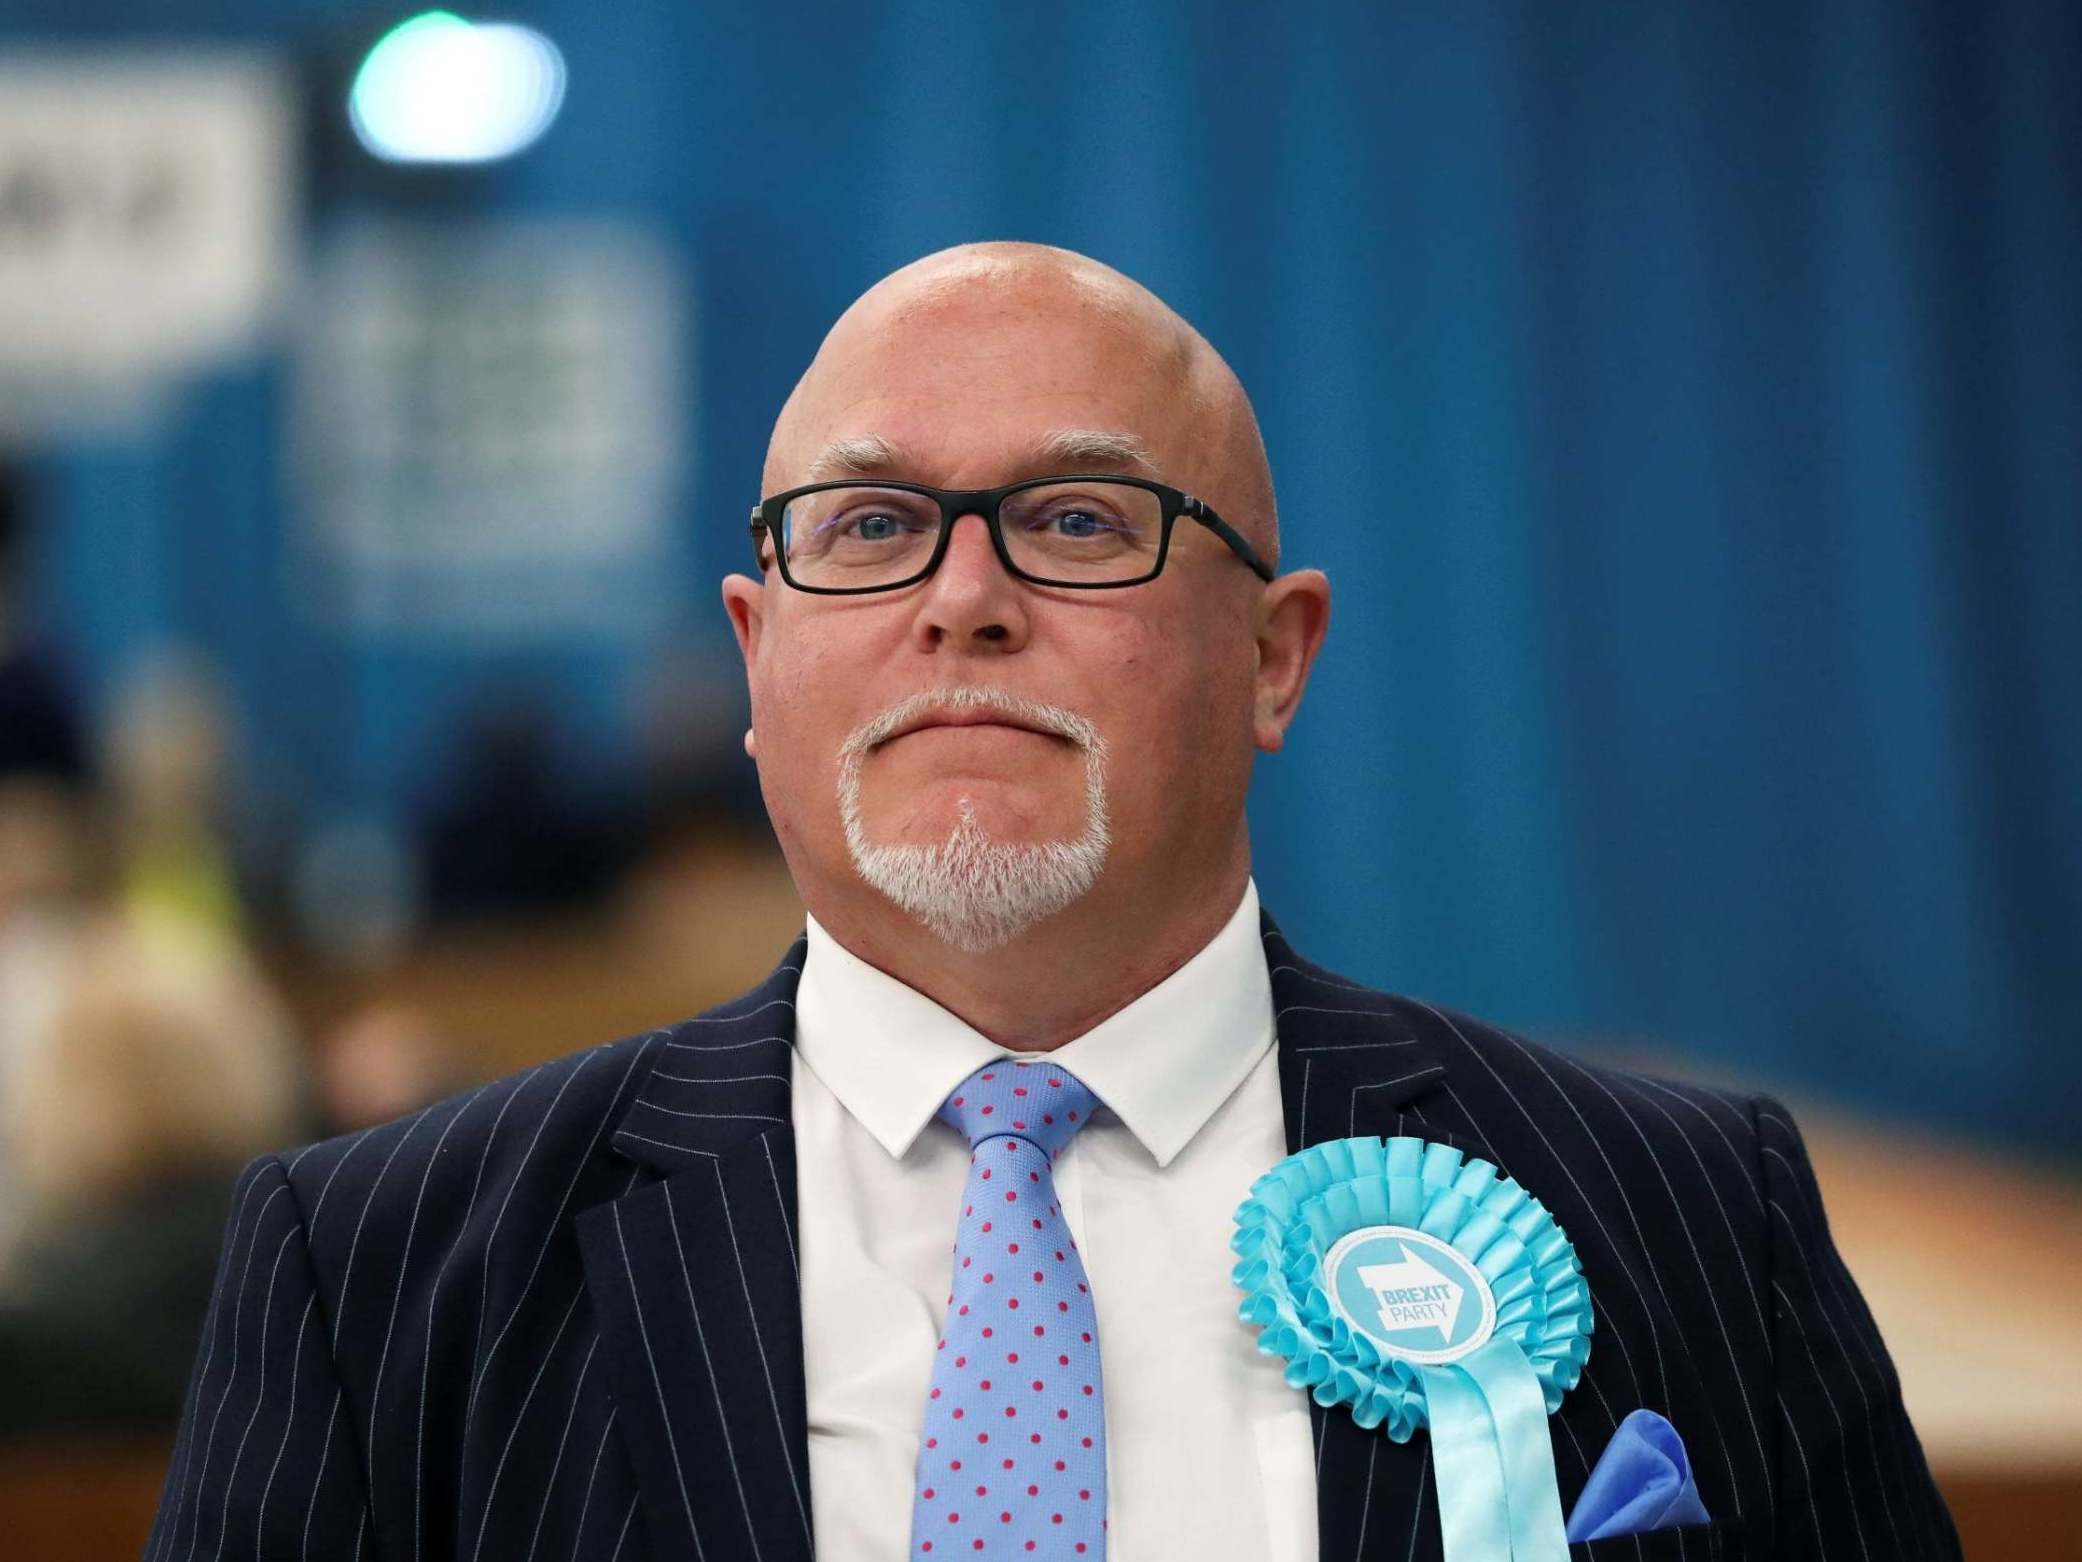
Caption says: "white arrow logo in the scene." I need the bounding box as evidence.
[1356,1243,1464,1343]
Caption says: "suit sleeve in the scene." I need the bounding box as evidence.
[143,1153,375,1562]
[1751,1094,1962,1560]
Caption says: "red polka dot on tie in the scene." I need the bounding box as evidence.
[1057,1354,1068,1365]
[1013,1086,1027,1096]
[980,1378,990,1389]
[951,1407,962,1418]
[981,1222,992,1232]
[1053,1459,1066,1472]
[1052,1513,1064,1524]
[1004,1406,1016,1418]
[1031,1379,1044,1391]
[1043,1114,1054,1124]
[1029,1433,1041,1444]
[1007,1351,1019,1362]
[981,1169,992,1180]
[1082,1385,1094,1396]
[1081,1437,1093,1448]
[1057,1409,1069,1420]
[981,1105,993,1115]
[953,1097,964,1107]
[1079,1489,1091,1501]
[947,1512,960,1524]
[1002,1458,1014,1469]
[982,1072,995,1081]
[924,1487,935,1498]
[981,1327,993,1337]
[1033,1271,1044,1282]
[1008,1298,1020,1309]
[1005,1190,1018,1202]
[1007,1242,1018,1253]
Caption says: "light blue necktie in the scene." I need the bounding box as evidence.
[910,1059,1107,1559]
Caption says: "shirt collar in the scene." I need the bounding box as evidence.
[794,878,1273,1169]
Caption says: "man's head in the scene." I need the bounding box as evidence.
[723,242,1329,961]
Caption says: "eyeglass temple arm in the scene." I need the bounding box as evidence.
[1184,497,1276,583]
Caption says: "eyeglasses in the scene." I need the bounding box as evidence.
[748,474,1274,594]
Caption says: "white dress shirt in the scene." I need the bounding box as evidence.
[791,876,1318,1561]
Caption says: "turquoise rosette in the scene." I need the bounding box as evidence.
[1231,1135,1593,1562]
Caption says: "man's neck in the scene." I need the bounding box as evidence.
[805,843,1253,1051]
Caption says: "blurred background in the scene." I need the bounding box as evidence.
[0,1,2074,1556]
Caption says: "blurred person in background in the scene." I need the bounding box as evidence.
[147,244,1958,1561]
[0,909,303,1436]
[0,468,312,1435]
[0,460,100,1278]
[312,1000,461,1137]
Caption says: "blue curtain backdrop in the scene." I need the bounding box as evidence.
[7,1,2077,1153]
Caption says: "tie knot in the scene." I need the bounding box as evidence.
[937,1059,1099,1157]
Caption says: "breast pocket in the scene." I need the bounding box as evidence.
[1570,1519,1745,1562]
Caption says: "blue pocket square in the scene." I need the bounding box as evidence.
[1564,1409,1712,1543]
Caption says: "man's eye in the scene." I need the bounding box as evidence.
[1038,509,1119,538]
[837,511,919,541]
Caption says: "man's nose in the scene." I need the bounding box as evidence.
[910,510,1030,651]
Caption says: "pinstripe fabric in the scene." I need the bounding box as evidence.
[148,912,1957,1561]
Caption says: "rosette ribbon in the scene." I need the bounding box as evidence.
[1232,1136,1593,1562]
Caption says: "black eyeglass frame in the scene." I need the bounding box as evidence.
[747,474,1275,594]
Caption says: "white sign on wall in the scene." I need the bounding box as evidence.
[289,217,687,638]
[0,52,294,418]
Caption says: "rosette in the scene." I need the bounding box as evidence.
[1232,1135,1593,1562]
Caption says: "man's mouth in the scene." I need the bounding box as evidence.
[874,710,1069,748]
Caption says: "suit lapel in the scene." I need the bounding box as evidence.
[576,936,815,1562]
[1263,908,1455,1562]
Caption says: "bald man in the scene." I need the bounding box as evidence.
[149,244,1958,1562]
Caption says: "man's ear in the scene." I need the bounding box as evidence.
[721,572,765,757]
[722,572,765,664]
[1252,568,1331,753]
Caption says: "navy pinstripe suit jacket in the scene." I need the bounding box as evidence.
[147,911,1960,1562]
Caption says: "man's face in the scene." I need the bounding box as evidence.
[723,273,1274,944]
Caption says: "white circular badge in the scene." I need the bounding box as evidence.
[1321,1224,1499,1365]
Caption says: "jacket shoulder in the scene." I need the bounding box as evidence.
[268,1024,670,1254]
[1270,926,1763,1153]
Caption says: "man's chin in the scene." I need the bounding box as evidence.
[864,793,1080,851]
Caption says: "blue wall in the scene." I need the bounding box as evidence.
[7,1,2078,1154]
